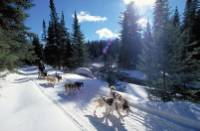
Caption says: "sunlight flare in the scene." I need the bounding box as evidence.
[123,0,156,7]
[137,17,148,28]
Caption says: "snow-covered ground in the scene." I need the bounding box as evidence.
[0,74,81,131]
[0,66,200,131]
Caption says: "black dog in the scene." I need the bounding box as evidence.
[75,82,84,88]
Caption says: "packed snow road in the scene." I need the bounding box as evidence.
[0,67,199,131]
[0,74,82,131]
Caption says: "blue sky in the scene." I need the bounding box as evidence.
[25,0,185,41]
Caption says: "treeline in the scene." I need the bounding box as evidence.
[138,0,200,89]
[123,0,200,89]
[87,0,200,89]
[87,39,120,62]
[0,0,36,70]
[34,0,88,69]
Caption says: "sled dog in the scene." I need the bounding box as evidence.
[45,75,57,87]
[64,82,83,92]
[93,96,129,119]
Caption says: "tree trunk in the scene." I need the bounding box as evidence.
[163,70,166,89]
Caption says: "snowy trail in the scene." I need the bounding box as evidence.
[0,74,82,131]
[31,80,93,131]
[1,69,199,131]
[29,74,195,131]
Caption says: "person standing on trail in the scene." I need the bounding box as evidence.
[38,60,45,74]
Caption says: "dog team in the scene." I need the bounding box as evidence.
[37,61,130,119]
[38,70,84,90]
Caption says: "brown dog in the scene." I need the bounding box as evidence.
[55,74,62,82]
[45,75,57,87]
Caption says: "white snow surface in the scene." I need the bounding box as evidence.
[0,74,81,131]
[0,66,200,131]
[91,63,104,69]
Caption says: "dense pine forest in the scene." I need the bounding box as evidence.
[0,0,200,101]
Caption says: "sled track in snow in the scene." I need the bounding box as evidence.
[18,72,200,131]
[32,77,200,130]
[30,79,91,131]
[128,102,200,130]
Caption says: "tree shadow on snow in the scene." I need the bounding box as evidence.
[20,66,38,72]
[127,107,192,131]
[56,79,107,109]
[85,114,127,131]
[13,76,38,83]
[13,77,30,83]
[39,83,54,88]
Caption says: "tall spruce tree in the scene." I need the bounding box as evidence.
[59,11,72,68]
[44,0,59,67]
[181,0,200,84]
[140,6,184,89]
[166,10,184,87]
[0,0,35,70]
[138,22,157,86]
[153,0,169,33]
[183,0,196,31]
[72,12,88,67]
[152,0,170,89]
[173,6,180,27]
[32,35,43,62]
[41,20,47,42]
[118,2,141,69]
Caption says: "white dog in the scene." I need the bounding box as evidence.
[93,95,129,120]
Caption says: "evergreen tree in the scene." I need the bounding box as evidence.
[44,0,59,67]
[181,0,200,84]
[153,0,169,33]
[183,0,196,31]
[118,2,141,69]
[152,0,170,89]
[41,20,47,42]
[138,22,156,85]
[72,12,88,67]
[173,6,180,27]
[32,35,43,62]
[0,0,35,70]
[49,0,58,25]
[44,22,57,67]
[59,11,72,68]
[87,40,105,59]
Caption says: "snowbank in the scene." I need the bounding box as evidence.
[18,66,39,74]
[75,67,95,78]
[91,63,104,69]
[17,65,60,75]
